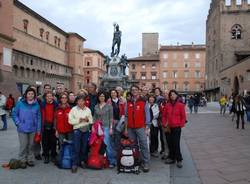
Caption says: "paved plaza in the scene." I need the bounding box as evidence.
[0,103,250,184]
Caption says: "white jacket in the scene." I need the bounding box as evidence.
[0,94,6,116]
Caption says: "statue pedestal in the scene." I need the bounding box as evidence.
[100,56,135,91]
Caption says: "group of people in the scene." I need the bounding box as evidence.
[1,83,187,173]
[219,93,250,129]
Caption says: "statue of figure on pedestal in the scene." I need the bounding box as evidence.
[120,54,128,76]
[111,23,122,57]
[104,55,111,72]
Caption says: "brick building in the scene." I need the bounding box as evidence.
[128,33,206,94]
[0,0,86,97]
[205,0,250,101]
[83,48,106,86]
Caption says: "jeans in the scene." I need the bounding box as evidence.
[1,114,7,129]
[128,127,150,164]
[236,112,245,129]
[104,127,116,165]
[150,125,159,153]
[220,105,226,115]
[111,122,122,161]
[18,132,35,162]
[188,106,193,114]
[72,129,89,167]
[246,111,250,122]
[194,106,198,114]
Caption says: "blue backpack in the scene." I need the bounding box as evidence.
[59,140,73,169]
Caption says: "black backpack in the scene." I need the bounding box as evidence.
[117,138,141,174]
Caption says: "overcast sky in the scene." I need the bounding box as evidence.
[19,0,211,57]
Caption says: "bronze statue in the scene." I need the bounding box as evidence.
[104,55,111,72]
[120,54,128,75]
[111,23,122,57]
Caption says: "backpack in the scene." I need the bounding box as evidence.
[59,140,73,169]
[117,138,141,174]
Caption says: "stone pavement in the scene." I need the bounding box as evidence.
[183,103,250,184]
[0,118,170,184]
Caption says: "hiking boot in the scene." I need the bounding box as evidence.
[142,163,150,173]
[176,161,183,168]
[71,166,77,173]
[20,161,27,169]
[26,161,35,167]
[151,151,159,158]
[165,158,175,164]
[44,157,49,164]
[35,155,42,160]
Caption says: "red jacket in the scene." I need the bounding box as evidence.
[127,98,146,129]
[41,102,57,124]
[162,101,186,128]
[5,97,15,110]
[55,104,73,133]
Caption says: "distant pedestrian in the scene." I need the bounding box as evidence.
[0,92,7,130]
[12,87,41,168]
[243,92,250,122]
[193,94,200,114]
[5,94,15,116]
[187,96,194,114]
[219,95,227,115]
[234,95,246,129]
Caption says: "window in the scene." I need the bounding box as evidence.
[87,61,90,66]
[151,72,157,80]
[54,36,57,45]
[173,71,178,78]
[87,71,90,74]
[132,64,135,70]
[231,24,242,40]
[65,42,68,50]
[46,31,49,41]
[142,64,146,69]
[163,53,168,59]
[196,83,200,91]
[152,64,156,69]
[163,82,168,90]
[163,71,167,78]
[195,53,200,59]
[195,62,201,67]
[184,63,189,68]
[184,53,189,59]
[173,82,178,90]
[184,71,189,78]
[163,62,167,68]
[40,28,44,39]
[58,38,61,47]
[247,70,250,81]
[23,19,28,32]
[30,59,33,65]
[152,83,156,89]
[51,65,53,70]
[141,73,146,80]
[195,71,201,78]
[132,73,136,80]
[173,62,177,67]
[183,83,189,91]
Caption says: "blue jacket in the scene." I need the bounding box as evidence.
[12,98,41,133]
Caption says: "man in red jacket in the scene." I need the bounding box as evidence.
[125,85,150,172]
[162,90,186,168]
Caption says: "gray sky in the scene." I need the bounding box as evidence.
[19,0,211,57]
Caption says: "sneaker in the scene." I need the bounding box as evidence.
[165,158,175,164]
[151,151,159,158]
[142,163,150,173]
[44,157,49,164]
[0,128,7,131]
[35,155,42,160]
[176,161,183,168]
[71,166,77,173]
[26,161,35,167]
[20,161,27,169]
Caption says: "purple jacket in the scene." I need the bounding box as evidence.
[12,98,41,133]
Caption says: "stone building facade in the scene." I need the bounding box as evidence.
[205,0,250,100]
[128,33,206,94]
[0,0,86,97]
[83,49,106,86]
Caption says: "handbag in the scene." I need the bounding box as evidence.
[163,125,171,133]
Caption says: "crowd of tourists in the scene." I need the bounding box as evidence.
[1,83,187,173]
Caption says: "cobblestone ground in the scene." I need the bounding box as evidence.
[0,118,170,184]
[183,103,250,184]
